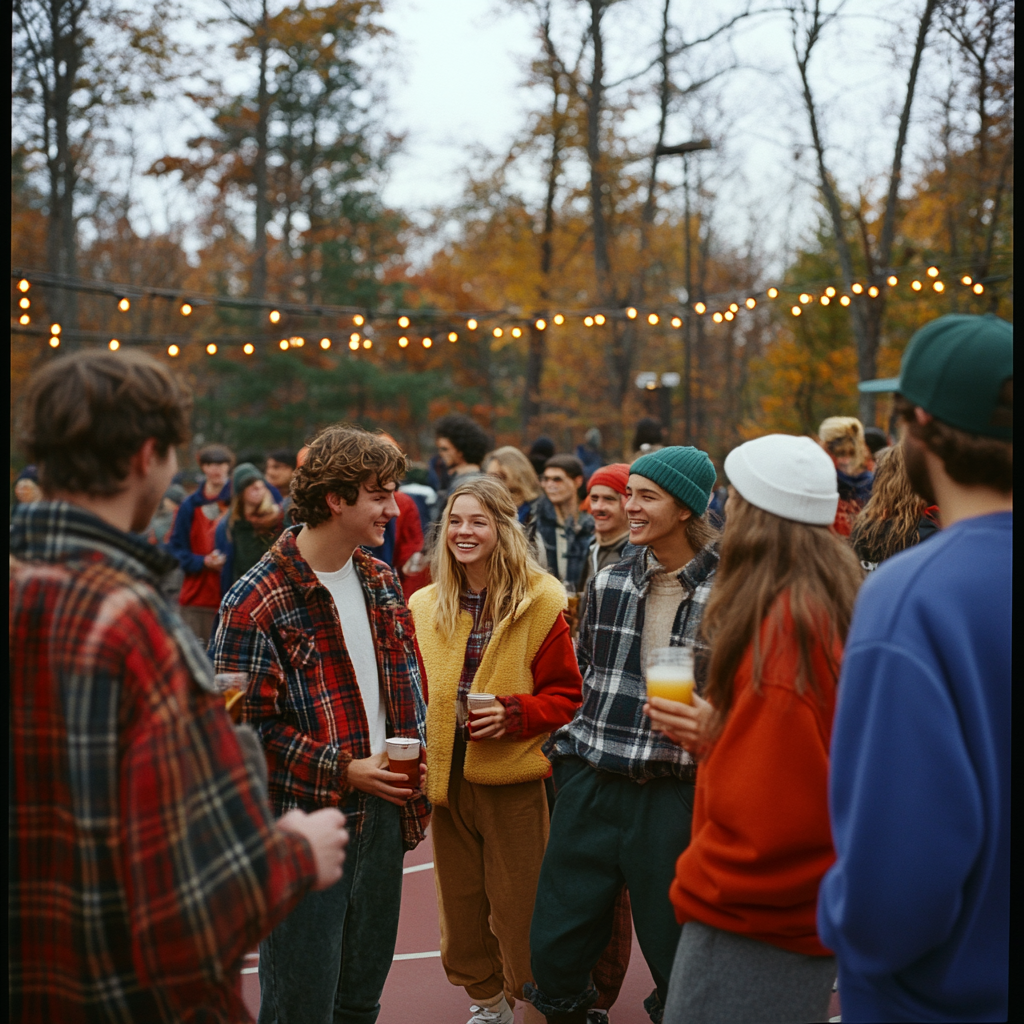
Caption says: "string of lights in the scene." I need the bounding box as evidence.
[12,256,1010,357]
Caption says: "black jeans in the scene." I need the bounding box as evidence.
[257,796,404,1024]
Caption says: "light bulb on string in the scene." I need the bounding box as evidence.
[206,343,217,355]
[840,295,851,306]
[422,337,432,348]
[933,281,945,292]
[648,313,659,325]
[851,283,864,294]
[728,303,739,313]
[320,338,331,349]
[49,336,60,348]
[825,286,836,297]
[820,295,831,305]
[553,314,564,325]
[961,275,973,286]
[398,316,410,328]
[19,314,30,325]
[180,303,192,316]
[887,276,898,287]
[398,336,409,347]
[467,319,478,330]
[448,332,458,342]
[109,339,120,350]
[694,302,706,314]
[354,314,365,326]
[279,339,289,350]
[493,327,503,338]
[290,336,304,348]
[584,316,594,327]
[712,312,724,323]
[973,283,984,295]
[766,287,778,299]
[244,343,255,355]
[724,311,734,321]
[626,307,637,319]
[594,313,606,325]
[19,297,31,309]
[791,306,802,317]
[168,344,179,357]
[799,293,811,304]
[911,280,923,291]
[745,298,756,309]
[671,317,682,328]
[350,332,360,344]
[535,319,547,330]
[51,323,61,335]
[269,310,281,323]
[348,338,359,350]
[868,286,879,297]
[118,297,130,312]
[362,339,372,349]
[927,266,939,278]
[511,327,522,338]
[18,278,30,292]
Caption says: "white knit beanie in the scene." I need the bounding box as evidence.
[723,434,838,525]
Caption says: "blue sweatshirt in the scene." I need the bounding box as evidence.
[818,511,1011,1023]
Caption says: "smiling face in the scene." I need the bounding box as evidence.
[447,493,498,578]
[264,458,293,491]
[624,473,691,548]
[589,483,628,539]
[331,474,399,548]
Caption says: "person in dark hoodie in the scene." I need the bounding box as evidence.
[818,417,874,536]
[528,436,556,480]
[215,462,284,594]
[167,443,235,645]
[849,442,938,571]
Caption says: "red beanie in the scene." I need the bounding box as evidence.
[587,463,630,497]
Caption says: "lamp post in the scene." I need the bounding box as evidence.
[635,371,681,440]
[654,138,712,445]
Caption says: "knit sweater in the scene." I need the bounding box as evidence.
[670,596,839,956]
[410,572,582,806]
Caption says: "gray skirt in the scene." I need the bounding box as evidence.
[663,919,836,1023]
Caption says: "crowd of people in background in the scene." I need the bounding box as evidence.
[9,312,1011,1024]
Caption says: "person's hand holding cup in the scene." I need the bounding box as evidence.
[642,647,716,757]
[467,693,506,740]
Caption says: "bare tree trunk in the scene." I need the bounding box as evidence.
[585,0,613,305]
[250,1,270,300]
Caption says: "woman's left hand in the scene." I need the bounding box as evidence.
[469,702,507,740]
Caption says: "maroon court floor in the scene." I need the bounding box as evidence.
[241,825,842,1023]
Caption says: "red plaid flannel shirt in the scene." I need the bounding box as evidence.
[210,527,430,850]
[9,501,316,1024]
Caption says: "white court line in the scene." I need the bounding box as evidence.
[403,861,434,874]
[393,950,441,961]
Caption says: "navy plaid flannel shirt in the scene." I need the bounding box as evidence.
[546,543,719,781]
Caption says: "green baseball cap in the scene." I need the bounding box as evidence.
[858,313,1013,439]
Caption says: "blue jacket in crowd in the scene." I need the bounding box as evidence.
[819,511,1011,1023]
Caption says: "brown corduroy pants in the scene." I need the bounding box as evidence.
[432,760,550,1006]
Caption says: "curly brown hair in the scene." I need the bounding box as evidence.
[893,384,1012,492]
[849,444,926,563]
[289,424,407,527]
[19,349,191,497]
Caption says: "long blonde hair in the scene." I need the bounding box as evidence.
[430,475,547,639]
[484,446,541,506]
[702,491,862,727]
[849,444,927,562]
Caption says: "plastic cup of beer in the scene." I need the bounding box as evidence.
[646,647,695,705]
[385,737,421,788]
[467,693,497,736]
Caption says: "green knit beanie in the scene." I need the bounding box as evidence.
[630,446,716,515]
[232,462,263,494]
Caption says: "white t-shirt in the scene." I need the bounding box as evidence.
[315,559,386,755]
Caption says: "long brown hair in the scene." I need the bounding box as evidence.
[430,475,547,639]
[701,491,862,726]
[849,444,926,562]
[484,446,541,505]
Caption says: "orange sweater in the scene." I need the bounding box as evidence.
[669,600,839,956]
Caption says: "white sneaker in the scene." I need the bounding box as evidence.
[466,995,515,1024]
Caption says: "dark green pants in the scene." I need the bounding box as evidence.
[527,757,695,1021]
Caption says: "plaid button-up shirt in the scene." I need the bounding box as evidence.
[10,502,315,1024]
[210,526,430,850]
[546,543,719,781]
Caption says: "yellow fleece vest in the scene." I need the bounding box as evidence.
[409,573,567,807]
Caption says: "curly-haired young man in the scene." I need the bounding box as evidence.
[435,413,491,507]
[821,314,1012,1023]
[211,423,430,1024]
[10,350,346,1023]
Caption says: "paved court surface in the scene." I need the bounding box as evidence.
[242,825,842,1023]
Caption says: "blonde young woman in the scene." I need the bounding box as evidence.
[409,475,583,1024]
[484,445,542,522]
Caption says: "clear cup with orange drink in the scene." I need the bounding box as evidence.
[645,647,695,705]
